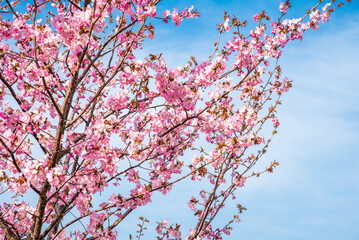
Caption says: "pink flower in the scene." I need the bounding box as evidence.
[171,9,182,26]
[253,13,260,22]
[272,117,280,128]
[223,18,230,32]
[322,3,331,11]
[187,196,197,211]
[156,219,168,234]
[162,9,171,23]
[144,5,157,18]
[279,2,289,13]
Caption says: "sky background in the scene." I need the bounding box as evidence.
[118,0,359,239]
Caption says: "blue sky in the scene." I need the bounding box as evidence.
[123,0,359,239]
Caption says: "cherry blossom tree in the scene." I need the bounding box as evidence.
[0,0,350,239]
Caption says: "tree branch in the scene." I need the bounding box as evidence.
[0,214,20,240]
